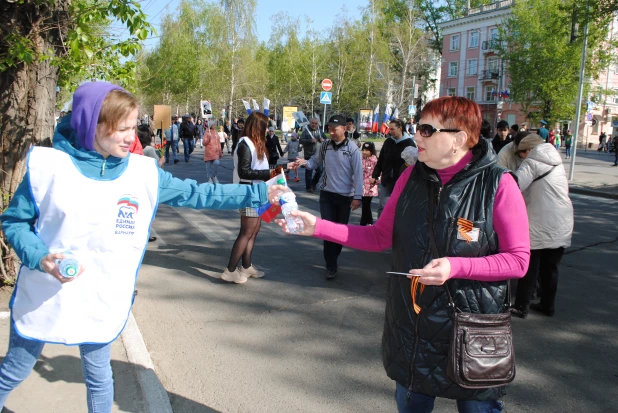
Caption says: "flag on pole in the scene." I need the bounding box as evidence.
[380,104,392,135]
[314,113,321,126]
[242,100,252,115]
[391,108,399,121]
[252,99,260,112]
[372,104,379,133]
[263,98,270,117]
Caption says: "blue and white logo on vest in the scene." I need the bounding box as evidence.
[116,195,139,235]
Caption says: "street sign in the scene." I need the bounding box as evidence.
[320,91,332,105]
[586,112,593,121]
[408,105,416,115]
[587,101,594,112]
[321,79,332,91]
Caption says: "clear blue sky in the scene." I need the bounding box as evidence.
[138,0,365,49]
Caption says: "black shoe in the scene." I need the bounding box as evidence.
[530,303,555,317]
[174,159,179,164]
[509,306,528,319]
[326,269,337,280]
[306,188,314,193]
[148,236,157,243]
[185,160,189,162]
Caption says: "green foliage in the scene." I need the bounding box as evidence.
[498,0,615,122]
[0,0,155,95]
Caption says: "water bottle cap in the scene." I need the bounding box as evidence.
[65,266,77,277]
[277,179,286,185]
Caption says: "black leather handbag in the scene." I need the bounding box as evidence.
[427,186,515,389]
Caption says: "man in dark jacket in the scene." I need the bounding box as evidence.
[491,120,513,154]
[371,119,416,216]
[179,114,198,162]
[231,118,244,154]
[299,118,326,192]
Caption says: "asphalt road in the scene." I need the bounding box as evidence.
[132,145,618,413]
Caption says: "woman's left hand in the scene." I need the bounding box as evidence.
[409,258,451,285]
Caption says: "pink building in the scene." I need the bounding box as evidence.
[437,0,618,146]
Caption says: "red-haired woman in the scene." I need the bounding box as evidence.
[277,97,531,411]
[222,112,271,283]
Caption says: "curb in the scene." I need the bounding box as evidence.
[121,312,173,413]
[569,186,618,200]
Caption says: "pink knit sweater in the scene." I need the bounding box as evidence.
[313,151,530,281]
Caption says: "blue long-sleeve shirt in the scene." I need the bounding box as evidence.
[1,115,267,273]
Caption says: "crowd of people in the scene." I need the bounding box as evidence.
[2,85,596,413]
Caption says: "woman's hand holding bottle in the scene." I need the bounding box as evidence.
[275,210,317,236]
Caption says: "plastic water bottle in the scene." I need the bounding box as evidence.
[280,192,304,234]
[55,252,80,278]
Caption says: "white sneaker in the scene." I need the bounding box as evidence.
[239,265,265,278]
[221,268,247,284]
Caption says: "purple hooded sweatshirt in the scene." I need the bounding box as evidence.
[70,82,126,150]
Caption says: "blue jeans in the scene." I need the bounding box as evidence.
[395,382,503,413]
[183,138,195,161]
[565,146,571,158]
[205,160,219,181]
[0,322,114,413]
[165,140,178,162]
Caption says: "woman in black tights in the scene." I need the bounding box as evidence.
[221,112,271,283]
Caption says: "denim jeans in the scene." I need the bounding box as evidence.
[165,140,178,162]
[395,382,503,413]
[319,191,353,270]
[565,146,571,158]
[0,322,114,413]
[183,138,195,161]
[205,160,219,181]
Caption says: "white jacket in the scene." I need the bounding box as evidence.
[497,141,522,172]
[515,143,573,250]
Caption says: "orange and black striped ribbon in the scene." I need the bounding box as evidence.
[457,218,474,243]
[410,276,426,314]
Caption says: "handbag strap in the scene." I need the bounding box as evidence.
[532,165,556,182]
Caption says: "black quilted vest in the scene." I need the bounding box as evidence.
[382,140,510,401]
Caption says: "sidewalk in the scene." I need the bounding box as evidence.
[0,292,170,413]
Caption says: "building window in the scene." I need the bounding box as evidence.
[469,31,479,48]
[486,57,499,73]
[450,35,460,51]
[447,88,457,97]
[466,59,478,75]
[490,28,499,40]
[613,89,618,104]
[466,87,475,100]
[449,61,458,77]
[485,86,496,101]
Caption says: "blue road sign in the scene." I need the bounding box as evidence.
[408,105,416,115]
[320,92,332,105]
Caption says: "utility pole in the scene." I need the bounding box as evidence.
[569,0,590,181]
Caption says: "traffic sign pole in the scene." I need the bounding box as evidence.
[323,104,327,133]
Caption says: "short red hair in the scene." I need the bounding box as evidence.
[420,97,481,147]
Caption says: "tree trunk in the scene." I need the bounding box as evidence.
[0,0,68,284]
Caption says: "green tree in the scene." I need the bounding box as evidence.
[498,0,615,122]
[0,0,153,284]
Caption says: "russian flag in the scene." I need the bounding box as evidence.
[242,100,252,115]
[372,104,379,133]
[263,98,270,117]
[380,104,391,135]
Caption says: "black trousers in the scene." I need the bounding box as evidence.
[360,196,374,226]
[319,191,353,270]
[514,247,565,312]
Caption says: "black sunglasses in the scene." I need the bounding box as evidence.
[417,124,461,137]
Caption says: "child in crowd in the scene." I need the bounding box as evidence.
[360,141,378,226]
[283,132,302,183]
[0,82,281,412]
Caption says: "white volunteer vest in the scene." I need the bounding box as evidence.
[233,137,269,184]
[12,147,158,345]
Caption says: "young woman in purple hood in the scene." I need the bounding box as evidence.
[0,82,283,412]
